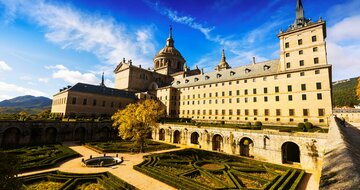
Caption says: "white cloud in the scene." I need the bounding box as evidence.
[48,64,99,85]
[0,81,47,101]
[38,77,49,83]
[0,60,12,71]
[327,15,360,80]
[0,0,156,68]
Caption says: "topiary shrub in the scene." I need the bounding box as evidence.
[220,121,225,125]
[254,121,262,127]
[304,122,313,129]
[246,122,251,127]
[297,122,305,129]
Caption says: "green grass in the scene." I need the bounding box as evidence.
[4,144,80,171]
[20,170,137,190]
[134,148,305,190]
[85,140,178,153]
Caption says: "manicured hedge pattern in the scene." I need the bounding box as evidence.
[5,144,80,171]
[134,149,305,190]
[20,170,137,190]
[85,140,177,153]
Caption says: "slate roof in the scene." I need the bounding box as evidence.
[172,59,279,88]
[60,83,136,99]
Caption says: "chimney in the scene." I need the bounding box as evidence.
[139,65,141,68]
[252,57,256,65]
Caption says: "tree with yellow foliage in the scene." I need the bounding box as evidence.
[112,99,165,152]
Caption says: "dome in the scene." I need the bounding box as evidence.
[155,45,183,58]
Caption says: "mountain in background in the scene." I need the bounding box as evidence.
[332,77,360,108]
[0,95,52,114]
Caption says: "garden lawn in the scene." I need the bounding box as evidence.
[4,144,80,171]
[85,140,177,153]
[134,148,305,190]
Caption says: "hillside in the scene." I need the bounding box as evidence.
[0,95,51,114]
[332,77,360,107]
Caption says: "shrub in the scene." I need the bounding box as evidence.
[220,121,225,125]
[246,122,251,127]
[254,121,262,127]
[304,122,313,129]
[297,123,305,129]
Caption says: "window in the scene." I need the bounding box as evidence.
[229,81,232,85]
[286,53,290,57]
[275,96,280,101]
[198,110,200,115]
[313,47,318,52]
[72,97,76,104]
[254,109,258,116]
[275,86,279,93]
[102,101,106,107]
[229,110,233,115]
[215,92,218,97]
[209,110,212,115]
[244,79,247,83]
[299,60,304,66]
[276,109,281,116]
[229,91,232,96]
[253,97,257,102]
[236,98,240,103]
[215,110,218,115]
[264,87,268,94]
[253,88,257,94]
[287,74,291,78]
[300,72,305,76]
[203,110,206,115]
[82,99,87,105]
[264,109,269,116]
[222,99,225,104]
[317,93,323,100]
[237,109,240,115]
[93,99,97,106]
[299,50,303,55]
[229,98,232,103]
[244,89,248,95]
[298,39,302,45]
[302,94,307,100]
[230,71,235,76]
[315,70,320,74]
[314,57,319,64]
[289,109,295,116]
[316,82,322,90]
[111,102,114,108]
[264,96,268,102]
[288,95,293,101]
[245,109,249,115]
[301,84,306,91]
[288,85,292,92]
[303,109,309,116]
[318,109,325,116]
[236,90,240,95]
[312,35,317,42]
[245,98,248,103]
[222,91,225,96]
[285,42,289,48]
[286,62,291,68]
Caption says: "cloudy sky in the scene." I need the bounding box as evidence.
[0,0,359,101]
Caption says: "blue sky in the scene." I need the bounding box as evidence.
[0,0,359,100]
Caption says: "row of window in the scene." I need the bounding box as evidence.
[285,47,318,57]
[53,97,67,105]
[186,116,325,123]
[286,57,319,68]
[284,35,317,48]
[71,97,124,108]
[181,108,325,117]
[179,69,322,91]
[179,92,324,106]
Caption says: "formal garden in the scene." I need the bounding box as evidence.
[20,170,137,190]
[3,144,80,172]
[134,148,305,190]
[84,140,177,153]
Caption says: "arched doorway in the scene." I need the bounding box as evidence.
[74,127,86,142]
[159,128,165,141]
[45,127,57,144]
[191,132,199,144]
[239,137,254,157]
[282,142,300,164]
[212,134,223,151]
[173,130,180,144]
[100,127,109,141]
[1,127,21,147]
[146,130,153,139]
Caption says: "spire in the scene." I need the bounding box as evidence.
[100,72,105,87]
[166,25,174,47]
[293,0,309,28]
[221,49,226,62]
[215,49,231,71]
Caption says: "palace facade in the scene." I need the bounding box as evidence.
[51,0,332,126]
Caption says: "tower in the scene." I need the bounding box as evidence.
[278,0,327,72]
[153,25,186,75]
[215,49,231,71]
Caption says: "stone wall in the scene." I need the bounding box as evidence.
[153,123,328,170]
[320,116,360,189]
[0,121,117,147]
